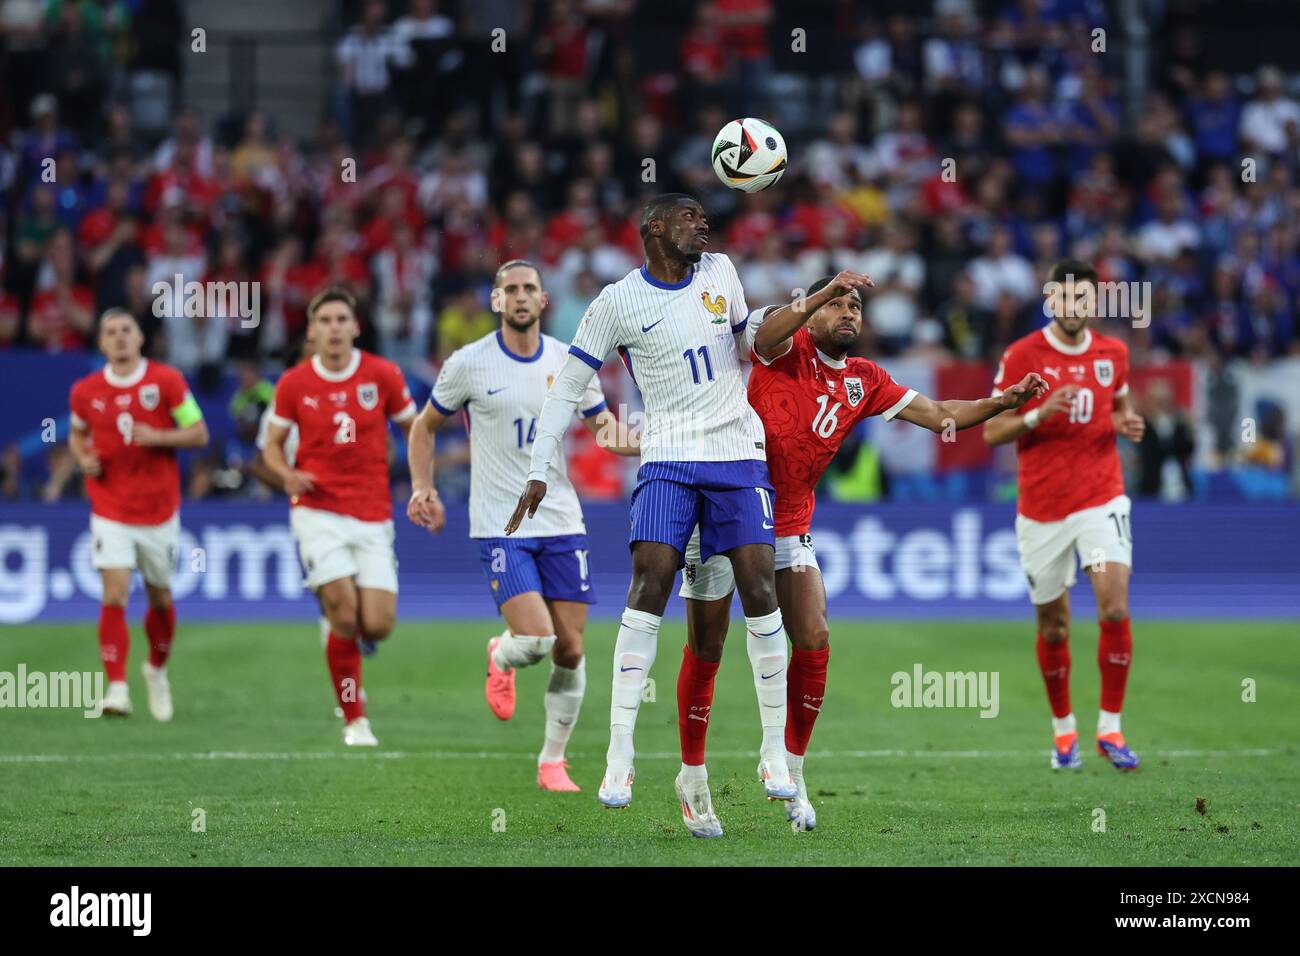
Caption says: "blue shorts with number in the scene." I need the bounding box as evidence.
[628,460,775,565]
[476,534,595,608]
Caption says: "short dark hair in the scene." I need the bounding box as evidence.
[307,287,357,320]
[639,193,700,241]
[1048,258,1098,286]
[494,259,544,290]
[94,307,139,339]
[807,276,862,303]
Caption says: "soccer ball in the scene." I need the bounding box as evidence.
[711,118,787,193]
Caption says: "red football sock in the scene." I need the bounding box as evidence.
[1036,632,1072,719]
[326,633,365,721]
[1097,617,1133,713]
[677,645,719,766]
[98,605,129,682]
[145,604,177,668]
[785,646,829,756]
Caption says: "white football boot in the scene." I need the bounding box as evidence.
[597,763,634,808]
[674,768,724,838]
[141,661,173,722]
[785,765,817,831]
[757,750,797,800]
[343,716,378,747]
[99,680,132,717]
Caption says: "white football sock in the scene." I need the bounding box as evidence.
[1098,709,1122,736]
[679,762,707,782]
[1052,713,1077,737]
[607,608,660,768]
[787,752,805,779]
[492,632,556,671]
[745,610,789,758]
[540,658,585,765]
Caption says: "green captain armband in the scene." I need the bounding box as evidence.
[171,395,204,428]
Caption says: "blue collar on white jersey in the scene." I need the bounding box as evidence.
[639,264,695,290]
[496,329,544,362]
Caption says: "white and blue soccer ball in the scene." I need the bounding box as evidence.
[711,117,788,193]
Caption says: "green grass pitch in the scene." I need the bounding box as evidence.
[0,618,1295,866]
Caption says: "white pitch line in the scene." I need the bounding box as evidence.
[0,747,1285,764]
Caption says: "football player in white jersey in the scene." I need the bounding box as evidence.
[507,194,796,838]
[408,260,639,792]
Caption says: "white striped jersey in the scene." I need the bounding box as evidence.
[431,330,606,539]
[568,252,765,463]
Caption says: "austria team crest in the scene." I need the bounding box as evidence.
[357,383,379,410]
[844,377,865,408]
[1093,359,1114,387]
[138,383,160,410]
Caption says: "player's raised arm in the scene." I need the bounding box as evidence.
[983,381,1079,445]
[897,373,1050,434]
[750,270,875,362]
[505,352,598,534]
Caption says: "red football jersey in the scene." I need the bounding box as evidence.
[750,327,915,535]
[993,326,1129,522]
[269,350,415,521]
[69,359,192,525]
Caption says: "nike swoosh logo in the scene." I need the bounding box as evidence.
[641,317,666,333]
[487,387,508,395]
[760,668,785,680]
[619,665,643,672]
[580,584,590,591]
[558,718,573,726]
[761,702,783,708]
[762,522,774,530]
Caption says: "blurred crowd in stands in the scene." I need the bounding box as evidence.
[1,0,1297,503]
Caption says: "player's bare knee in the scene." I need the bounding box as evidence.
[1039,618,1070,644]
[736,578,777,617]
[145,588,173,612]
[626,573,671,615]
[797,618,830,651]
[553,643,583,669]
[363,612,395,641]
[1098,601,1129,623]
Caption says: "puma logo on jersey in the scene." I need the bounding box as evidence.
[701,291,727,319]
[303,396,319,409]
[1043,366,1061,379]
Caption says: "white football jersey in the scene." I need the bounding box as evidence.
[568,252,765,463]
[432,330,605,538]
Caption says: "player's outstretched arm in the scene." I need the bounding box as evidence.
[751,269,874,362]
[983,380,1078,445]
[900,373,1050,435]
[585,408,640,456]
[505,353,597,534]
[406,401,447,533]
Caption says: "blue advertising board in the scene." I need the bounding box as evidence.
[2,501,1297,624]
